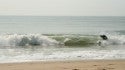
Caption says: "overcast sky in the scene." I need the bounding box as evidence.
[0,0,125,16]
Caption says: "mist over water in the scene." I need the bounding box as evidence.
[0,16,125,63]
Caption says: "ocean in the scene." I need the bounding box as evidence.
[0,16,125,63]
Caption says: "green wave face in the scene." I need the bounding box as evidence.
[50,35,100,46]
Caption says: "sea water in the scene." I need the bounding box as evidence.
[0,16,125,63]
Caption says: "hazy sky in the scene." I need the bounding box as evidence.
[0,0,125,16]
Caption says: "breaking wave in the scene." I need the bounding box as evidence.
[0,34,58,47]
[0,33,125,47]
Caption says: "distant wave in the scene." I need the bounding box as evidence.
[0,34,125,47]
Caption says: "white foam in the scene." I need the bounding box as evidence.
[0,34,59,47]
[0,47,125,63]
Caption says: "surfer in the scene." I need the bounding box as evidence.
[98,35,108,46]
[100,35,108,40]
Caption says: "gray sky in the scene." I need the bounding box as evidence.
[0,0,125,16]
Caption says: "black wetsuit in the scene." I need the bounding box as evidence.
[100,35,108,40]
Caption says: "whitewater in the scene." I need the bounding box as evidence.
[0,16,125,63]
